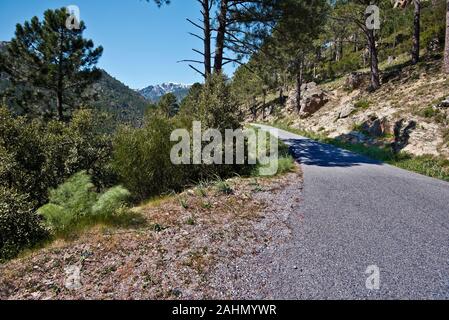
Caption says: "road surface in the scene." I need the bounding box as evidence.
[254,124,449,299]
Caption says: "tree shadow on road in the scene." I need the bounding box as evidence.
[284,138,382,168]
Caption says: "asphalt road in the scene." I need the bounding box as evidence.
[254,124,449,299]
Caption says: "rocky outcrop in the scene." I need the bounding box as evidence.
[287,82,329,117]
[360,114,391,137]
[338,103,356,119]
[345,72,366,90]
[435,97,449,109]
[392,119,417,154]
[300,82,329,116]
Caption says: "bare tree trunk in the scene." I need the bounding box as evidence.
[57,28,65,121]
[262,88,267,120]
[214,0,228,73]
[367,29,380,90]
[444,0,449,73]
[411,0,421,65]
[279,86,284,105]
[203,0,212,76]
[296,59,304,113]
[335,39,343,62]
[56,91,63,121]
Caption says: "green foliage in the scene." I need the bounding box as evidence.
[197,73,241,131]
[250,126,295,177]
[186,216,196,226]
[354,100,371,110]
[92,186,131,217]
[0,107,115,207]
[215,179,233,195]
[158,93,180,118]
[0,187,48,261]
[38,171,130,234]
[0,8,103,120]
[276,156,296,175]
[419,106,438,118]
[179,83,203,116]
[147,93,180,119]
[89,71,149,127]
[112,115,184,200]
[178,197,189,210]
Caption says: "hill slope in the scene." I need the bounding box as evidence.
[255,56,449,160]
[0,40,148,126]
[88,71,148,126]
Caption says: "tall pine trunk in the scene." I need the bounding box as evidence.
[367,29,380,90]
[444,0,449,73]
[56,91,63,121]
[214,0,228,73]
[57,28,65,121]
[203,0,212,76]
[411,0,421,65]
[296,59,304,113]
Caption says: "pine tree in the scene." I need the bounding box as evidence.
[0,8,103,121]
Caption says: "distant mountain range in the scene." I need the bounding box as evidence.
[138,83,192,103]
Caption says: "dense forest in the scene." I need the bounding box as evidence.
[1,0,449,262]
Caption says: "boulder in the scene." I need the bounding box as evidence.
[299,82,329,116]
[392,119,417,154]
[360,114,390,137]
[286,82,329,116]
[345,72,365,90]
[337,131,367,144]
[339,103,356,119]
[436,97,449,109]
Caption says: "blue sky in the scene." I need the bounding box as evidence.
[0,0,236,89]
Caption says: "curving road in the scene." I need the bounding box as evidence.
[254,124,449,299]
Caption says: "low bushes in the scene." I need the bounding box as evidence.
[38,171,130,235]
[0,188,48,261]
[0,107,115,207]
[0,107,115,259]
[112,116,186,201]
[112,74,255,201]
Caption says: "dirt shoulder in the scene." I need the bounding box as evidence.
[0,168,303,300]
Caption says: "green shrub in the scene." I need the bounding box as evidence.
[38,171,130,234]
[112,116,185,200]
[38,171,97,233]
[354,100,371,110]
[0,107,115,207]
[196,72,242,131]
[112,75,254,201]
[0,188,48,261]
[276,156,296,175]
[92,186,131,217]
[215,179,233,195]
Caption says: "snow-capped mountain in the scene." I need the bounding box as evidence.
[138,82,192,102]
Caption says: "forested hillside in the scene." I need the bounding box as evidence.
[0,42,148,126]
[230,0,449,174]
